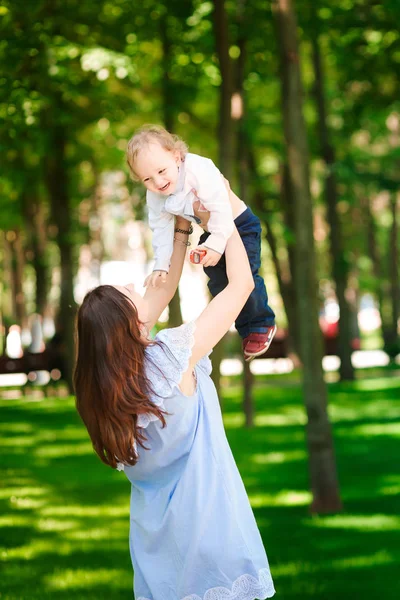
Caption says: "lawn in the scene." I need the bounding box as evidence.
[1,375,400,599]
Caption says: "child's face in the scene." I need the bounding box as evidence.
[133,142,181,195]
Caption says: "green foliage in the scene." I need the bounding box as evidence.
[0,0,398,345]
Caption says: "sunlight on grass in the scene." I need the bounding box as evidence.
[1,436,36,448]
[273,549,395,577]
[249,490,312,507]
[40,505,129,518]
[347,423,400,437]
[0,486,49,500]
[331,549,395,569]
[255,413,306,427]
[223,412,245,427]
[0,422,34,433]
[272,561,317,576]
[252,450,306,464]
[329,399,400,422]
[10,495,47,510]
[37,518,78,532]
[66,525,127,541]
[309,514,400,531]
[35,442,93,458]
[0,515,30,527]
[4,539,72,560]
[44,568,130,590]
[349,376,400,391]
[378,475,400,496]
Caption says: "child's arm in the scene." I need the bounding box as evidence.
[189,156,235,263]
[146,193,175,285]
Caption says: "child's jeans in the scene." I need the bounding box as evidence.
[199,207,276,340]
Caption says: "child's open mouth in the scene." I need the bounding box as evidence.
[159,182,170,193]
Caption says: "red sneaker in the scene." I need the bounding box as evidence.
[243,325,277,362]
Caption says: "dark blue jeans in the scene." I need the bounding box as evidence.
[199,207,276,339]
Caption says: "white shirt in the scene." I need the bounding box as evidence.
[146,153,234,273]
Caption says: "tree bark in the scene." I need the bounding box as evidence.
[22,190,49,317]
[248,151,300,358]
[362,195,386,339]
[388,192,400,350]
[234,0,255,421]
[32,200,48,317]
[389,192,400,337]
[160,11,183,328]
[310,12,354,381]
[212,0,235,396]
[45,121,76,392]
[243,358,254,427]
[213,0,234,180]
[8,229,27,330]
[273,0,342,513]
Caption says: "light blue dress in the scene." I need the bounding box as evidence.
[119,322,275,600]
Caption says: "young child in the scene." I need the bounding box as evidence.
[126,124,276,361]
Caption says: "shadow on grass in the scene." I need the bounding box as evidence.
[0,375,400,599]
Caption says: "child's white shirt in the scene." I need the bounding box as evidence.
[146,153,234,273]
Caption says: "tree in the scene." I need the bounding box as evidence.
[210,0,236,396]
[273,0,342,513]
[310,6,354,381]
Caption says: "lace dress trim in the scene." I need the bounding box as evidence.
[137,321,197,429]
[137,567,275,600]
[117,321,206,471]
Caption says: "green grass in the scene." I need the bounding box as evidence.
[1,376,400,599]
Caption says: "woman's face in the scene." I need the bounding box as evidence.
[114,284,149,334]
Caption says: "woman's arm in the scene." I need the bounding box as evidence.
[144,217,191,331]
[188,225,254,367]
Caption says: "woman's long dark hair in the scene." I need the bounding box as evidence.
[74,285,166,468]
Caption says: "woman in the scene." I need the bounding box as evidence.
[74,212,275,600]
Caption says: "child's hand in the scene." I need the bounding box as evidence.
[144,270,168,288]
[195,246,221,267]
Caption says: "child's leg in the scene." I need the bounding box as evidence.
[233,208,275,339]
[199,211,275,339]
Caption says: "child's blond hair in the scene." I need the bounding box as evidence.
[126,125,188,179]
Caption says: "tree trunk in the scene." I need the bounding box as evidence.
[388,192,400,352]
[213,0,234,181]
[45,122,76,392]
[88,173,105,287]
[273,0,342,513]
[212,0,235,396]
[310,13,354,381]
[243,358,254,427]
[22,191,49,317]
[32,200,48,317]
[248,151,300,358]
[8,229,27,330]
[160,11,183,328]
[1,232,15,350]
[362,194,386,339]
[234,0,255,421]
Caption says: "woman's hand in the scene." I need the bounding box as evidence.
[144,270,168,288]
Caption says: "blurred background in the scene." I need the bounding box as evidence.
[0,0,399,598]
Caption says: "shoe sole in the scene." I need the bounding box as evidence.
[244,325,278,362]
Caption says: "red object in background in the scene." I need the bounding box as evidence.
[319,317,361,351]
[190,249,207,264]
